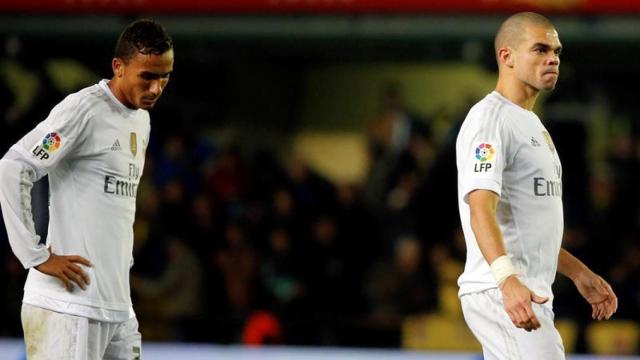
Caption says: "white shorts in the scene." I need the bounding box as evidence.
[460,288,565,360]
[21,304,141,360]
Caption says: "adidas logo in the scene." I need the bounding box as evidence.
[531,137,541,147]
[111,140,122,151]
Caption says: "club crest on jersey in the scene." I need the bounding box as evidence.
[474,143,495,172]
[130,132,137,157]
[31,132,62,160]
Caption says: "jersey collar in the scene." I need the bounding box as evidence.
[98,79,139,114]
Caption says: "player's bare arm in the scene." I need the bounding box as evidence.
[468,189,548,331]
[35,249,92,291]
[557,248,618,320]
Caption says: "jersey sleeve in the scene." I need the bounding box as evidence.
[8,95,92,178]
[0,95,92,268]
[457,107,512,203]
[0,156,48,268]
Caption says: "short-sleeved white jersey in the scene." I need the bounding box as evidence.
[0,80,149,321]
[456,91,563,308]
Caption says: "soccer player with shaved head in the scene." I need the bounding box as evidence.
[456,12,617,359]
[0,19,173,359]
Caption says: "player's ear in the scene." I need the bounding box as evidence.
[112,58,125,78]
[499,47,514,68]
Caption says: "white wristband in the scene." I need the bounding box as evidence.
[490,255,517,285]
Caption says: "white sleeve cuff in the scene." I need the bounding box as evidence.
[462,178,501,203]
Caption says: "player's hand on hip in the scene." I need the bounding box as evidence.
[35,250,92,291]
[500,275,548,332]
[574,269,618,320]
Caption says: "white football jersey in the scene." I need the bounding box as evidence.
[456,91,563,308]
[0,80,149,321]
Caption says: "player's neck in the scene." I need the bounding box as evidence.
[495,76,539,111]
[107,79,135,109]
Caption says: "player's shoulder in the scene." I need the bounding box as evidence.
[465,92,508,126]
[457,92,510,145]
[55,83,104,117]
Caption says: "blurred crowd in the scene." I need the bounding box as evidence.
[1,40,640,354]
[124,85,452,346]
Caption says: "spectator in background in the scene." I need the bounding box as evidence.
[286,156,336,219]
[364,83,431,212]
[365,235,438,323]
[266,187,301,237]
[132,237,203,341]
[206,146,252,206]
[259,226,308,342]
[367,83,431,158]
[214,222,261,339]
[152,133,197,192]
[260,226,305,309]
[302,213,349,344]
[186,194,222,259]
[335,183,378,311]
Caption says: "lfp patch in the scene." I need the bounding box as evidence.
[31,132,62,161]
[475,143,495,162]
[42,132,62,152]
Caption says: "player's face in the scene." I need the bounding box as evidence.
[512,25,562,92]
[116,49,174,110]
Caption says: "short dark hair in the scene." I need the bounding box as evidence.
[114,19,173,62]
[495,12,555,56]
